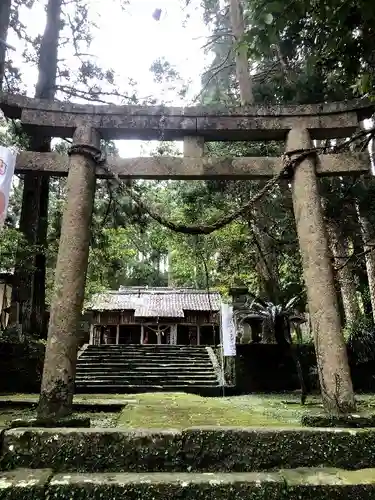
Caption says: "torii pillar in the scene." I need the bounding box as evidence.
[287,128,356,414]
[38,125,100,420]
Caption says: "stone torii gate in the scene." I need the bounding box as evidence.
[0,93,373,419]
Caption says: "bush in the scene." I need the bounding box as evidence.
[0,328,45,393]
[346,316,375,365]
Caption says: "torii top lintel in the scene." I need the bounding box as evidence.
[0,92,373,142]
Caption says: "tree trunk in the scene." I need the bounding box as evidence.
[250,219,280,302]
[0,0,11,90]
[229,0,280,300]
[356,201,375,322]
[229,0,253,104]
[326,217,360,325]
[12,0,62,337]
[167,251,174,287]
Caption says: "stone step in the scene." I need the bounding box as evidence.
[76,375,218,387]
[85,350,210,354]
[79,356,211,365]
[85,345,210,351]
[76,369,216,376]
[77,363,217,374]
[75,371,217,377]
[82,353,210,358]
[79,356,210,362]
[46,469,375,499]
[79,361,211,367]
[78,359,213,365]
[83,349,212,358]
[75,378,219,386]
[4,468,375,499]
[77,362,214,369]
[84,352,210,358]
[4,428,375,473]
[77,363,213,373]
[86,345,212,354]
[85,344,207,354]
[76,372,217,383]
[77,362,213,367]
[75,384,221,394]
[77,345,219,394]
[81,352,209,357]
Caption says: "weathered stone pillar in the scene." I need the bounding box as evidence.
[287,128,355,415]
[183,136,204,157]
[38,126,100,419]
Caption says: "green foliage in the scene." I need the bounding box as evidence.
[0,0,373,333]
[345,316,375,364]
[243,0,375,101]
[0,327,45,392]
[243,294,305,342]
[0,227,23,270]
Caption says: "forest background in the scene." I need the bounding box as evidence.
[0,0,375,341]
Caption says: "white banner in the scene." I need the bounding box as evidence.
[221,302,236,357]
[0,147,17,229]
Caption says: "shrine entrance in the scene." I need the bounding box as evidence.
[118,325,141,344]
[2,92,372,418]
[143,325,170,345]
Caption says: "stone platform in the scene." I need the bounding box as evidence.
[2,427,375,472]
[2,467,375,499]
[1,427,375,498]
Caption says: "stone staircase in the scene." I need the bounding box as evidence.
[2,426,375,498]
[75,344,222,395]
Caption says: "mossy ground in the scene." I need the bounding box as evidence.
[1,393,375,429]
[118,393,375,429]
[0,408,120,428]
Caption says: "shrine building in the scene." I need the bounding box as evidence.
[86,287,221,346]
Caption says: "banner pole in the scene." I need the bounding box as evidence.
[0,147,17,229]
[219,304,225,397]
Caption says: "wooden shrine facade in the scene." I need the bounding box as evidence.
[1,90,374,417]
[86,287,221,346]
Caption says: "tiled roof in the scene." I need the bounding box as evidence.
[86,287,221,317]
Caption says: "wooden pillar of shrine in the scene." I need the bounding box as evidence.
[38,125,100,420]
[287,128,355,414]
[89,324,94,344]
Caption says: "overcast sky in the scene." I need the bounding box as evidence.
[6,0,210,156]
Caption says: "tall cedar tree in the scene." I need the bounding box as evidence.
[12,0,62,337]
[0,0,12,90]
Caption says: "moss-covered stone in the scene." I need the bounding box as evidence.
[0,468,374,500]
[3,427,375,474]
[280,467,375,499]
[47,469,375,499]
[301,413,375,428]
[1,428,183,472]
[181,427,375,472]
[8,417,90,429]
[0,468,52,500]
[48,471,284,499]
